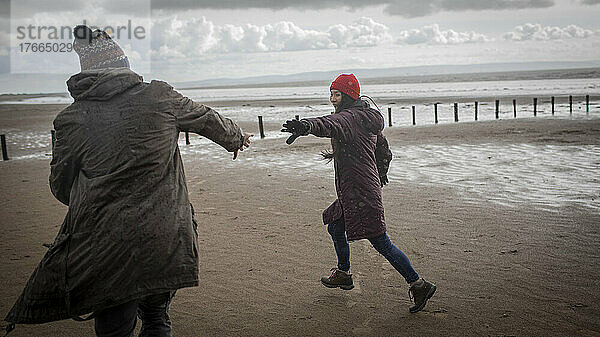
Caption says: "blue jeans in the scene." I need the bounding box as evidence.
[94,292,174,337]
[327,219,420,284]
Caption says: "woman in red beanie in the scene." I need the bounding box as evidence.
[282,74,435,313]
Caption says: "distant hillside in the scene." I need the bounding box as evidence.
[2,60,599,95]
[174,61,600,90]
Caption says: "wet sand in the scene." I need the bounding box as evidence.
[1,103,599,336]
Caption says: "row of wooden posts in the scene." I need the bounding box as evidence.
[252,94,591,138]
[390,94,590,127]
[0,95,592,160]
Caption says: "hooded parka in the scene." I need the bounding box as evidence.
[303,101,392,241]
[5,68,243,324]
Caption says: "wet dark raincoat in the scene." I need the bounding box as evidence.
[304,101,392,241]
[5,68,243,324]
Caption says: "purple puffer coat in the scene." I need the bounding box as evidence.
[303,101,392,241]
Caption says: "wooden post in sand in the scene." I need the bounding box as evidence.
[51,130,56,149]
[495,100,499,119]
[454,103,458,122]
[1,135,8,161]
[185,132,190,145]
[388,107,392,127]
[258,116,265,139]
[551,96,555,115]
[513,99,517,118]
[474,101,478,121]
[533,98,537,117]
[412,106,416,125]
[434,103,438,124]
[569,95,573,115]
[586,95,590,114]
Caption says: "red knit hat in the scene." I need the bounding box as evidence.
[330,74,360,100]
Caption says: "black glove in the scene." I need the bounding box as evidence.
[281,119,310,144]
[379,174,389,187]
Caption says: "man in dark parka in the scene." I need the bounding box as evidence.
[4,26,252,336]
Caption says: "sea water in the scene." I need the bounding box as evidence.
[180,77,599,103]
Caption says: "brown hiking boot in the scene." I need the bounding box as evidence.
[320,268,354,290]
[408,279,436,313]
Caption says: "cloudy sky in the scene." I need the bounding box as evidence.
[1,0,600,90]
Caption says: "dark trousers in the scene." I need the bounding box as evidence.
[94,292,174,337]
[327,219,420,284]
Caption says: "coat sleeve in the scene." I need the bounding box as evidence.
[49,115,80,206]
[375,132,392,177]
[303,110,355,144]
[159,82,243,152]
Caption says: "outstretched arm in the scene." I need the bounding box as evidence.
[163,82,245,153]
[302,111,355,144]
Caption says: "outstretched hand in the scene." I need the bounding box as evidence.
[281,119,310,145]
[233,132,253,160]
[380,174,389,187]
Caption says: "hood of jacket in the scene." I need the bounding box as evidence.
[349,99,384,134]
[67,67,143,101]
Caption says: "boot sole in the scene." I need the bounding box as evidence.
[409,284,436,313]
[321,279,354,290]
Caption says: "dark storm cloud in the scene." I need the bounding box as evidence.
[149,0,556,17]
[149,0,377,11]
[0,0,8,18]
[1,0,86,18]
[94,0,151,16]
[385,0,555,16]
[0,0,146,18]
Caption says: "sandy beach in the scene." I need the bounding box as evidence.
[1,102,599,337]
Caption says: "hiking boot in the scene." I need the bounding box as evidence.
[408,279,436,313]
[320,268,354,290]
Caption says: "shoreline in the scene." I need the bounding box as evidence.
[1,102,599,158]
